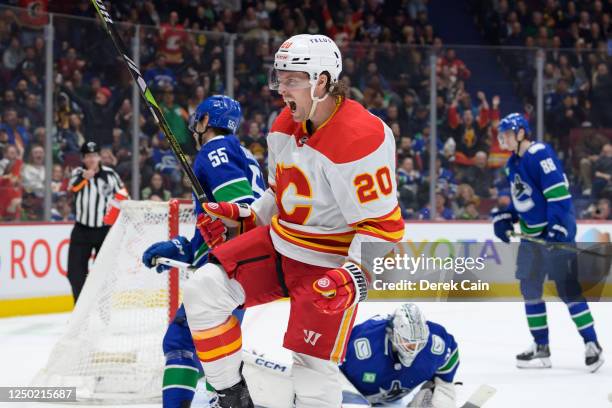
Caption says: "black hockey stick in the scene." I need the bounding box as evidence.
[509,231,610,259]
[89,0,206,205]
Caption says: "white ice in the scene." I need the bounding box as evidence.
[1,301,611,408]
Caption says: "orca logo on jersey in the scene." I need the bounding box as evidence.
[511,174,535,213]
[304,330,322,346]
[354,338,372,360]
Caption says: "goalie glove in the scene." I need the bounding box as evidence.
[196,213,227,248]
[202,202,257,235]
[311,262,368,314]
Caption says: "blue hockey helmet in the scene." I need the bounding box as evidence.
[498,112,531,136]
[188,95,242,134]
[497,112,531,149]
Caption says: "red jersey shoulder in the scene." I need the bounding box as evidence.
[270,106,301,136]
[309,99,386,164]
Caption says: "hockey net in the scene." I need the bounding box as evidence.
[32,199,195,403]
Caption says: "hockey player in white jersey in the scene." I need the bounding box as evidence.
[181,34,405,407]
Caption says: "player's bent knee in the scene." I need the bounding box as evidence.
[183,263,246,328]
[292,353,342,408]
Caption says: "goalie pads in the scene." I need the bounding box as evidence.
[408,378,456,408]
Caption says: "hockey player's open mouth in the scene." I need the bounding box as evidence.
[287,101,297,113]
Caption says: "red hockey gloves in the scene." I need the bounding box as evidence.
[202,202,257,235]
[312,262,368,314]
[196,213,227,248]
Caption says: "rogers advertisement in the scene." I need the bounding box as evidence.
[0,223,73,299]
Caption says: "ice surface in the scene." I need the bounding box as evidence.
[1,301,611,407]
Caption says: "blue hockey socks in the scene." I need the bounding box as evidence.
[525,300,549,345]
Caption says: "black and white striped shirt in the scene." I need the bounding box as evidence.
[70,165,124,227]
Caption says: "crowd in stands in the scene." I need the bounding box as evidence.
[0,0,610,223]
[471,0,612,217]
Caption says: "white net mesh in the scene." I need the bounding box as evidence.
[32,200,195,403]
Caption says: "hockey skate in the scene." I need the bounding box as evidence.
[210,377,254,408]
[585,341,604,373]
[516,343,551,368]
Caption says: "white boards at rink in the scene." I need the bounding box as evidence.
[0,220,610,317]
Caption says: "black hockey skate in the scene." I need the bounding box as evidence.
[585,341,604,373]
[211,377,254,408]
[516,343,551,368]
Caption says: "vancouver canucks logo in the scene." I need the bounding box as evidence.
[379,380,410,402]
[511,174,534,212]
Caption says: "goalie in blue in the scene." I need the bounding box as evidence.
[493,112,603,372]
[142,95,265,407]
[341,303,459,408]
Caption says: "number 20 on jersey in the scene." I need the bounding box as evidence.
[353,167,393,203]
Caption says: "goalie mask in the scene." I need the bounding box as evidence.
[269,34,342,120]
[390,303,430,367]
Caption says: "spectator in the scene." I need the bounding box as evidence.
[419,192,455,220]
[159,11,187,64]
[51,163,68,194]
[397,156,422,216]
[591,62,612,128]
[424,156,457,198]
[100,146,118,168]
[0,144,23,221]
[1,108,30,152]
[585,198,612,220]
[576,132,608,196]
[2,37,25,71]
[144,53,176,88]
[448,91,492,165]
[437,48,471,80]
[51,192,75,221]
[152,133,182,192]
[59,77,125,147]
[592,143,612,199]
[21,144,45,197]
[141,171,171,201]
[159,84,191,154]
[459,151,495,198]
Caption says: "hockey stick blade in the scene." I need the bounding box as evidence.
[460,384,496,408]
[89,0,206,205]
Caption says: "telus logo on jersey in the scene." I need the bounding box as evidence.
[511,174,535,212]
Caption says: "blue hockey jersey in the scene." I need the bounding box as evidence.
[505,142,575,240]
[189,134,266,265]
[341,316,459,405]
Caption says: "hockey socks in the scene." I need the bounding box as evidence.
[524,300,549,345]
[163,350,203,408]
[566,301,597,343]
[192,315,243,390]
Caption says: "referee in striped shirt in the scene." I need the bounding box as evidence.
[67,141,124,302]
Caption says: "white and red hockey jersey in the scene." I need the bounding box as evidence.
[252,98,404,270]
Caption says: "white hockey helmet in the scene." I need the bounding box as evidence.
[269,34,342,119]
[390,303,430,367]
